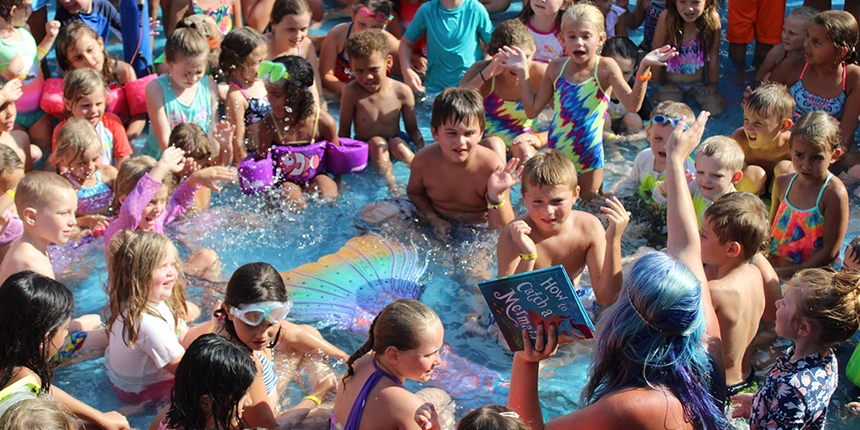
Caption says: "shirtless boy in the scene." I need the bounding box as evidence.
[340,29,424,195]
[496,150,626,306]
[407,88,520,236]
[731,82,794,195]
[699,191,770,395]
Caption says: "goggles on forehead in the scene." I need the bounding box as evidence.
[357,7,392,22]
[258,61,290,86]
[229,301,292,326]
[650,114,690,131]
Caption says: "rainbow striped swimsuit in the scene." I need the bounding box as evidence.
[483,77,534,146]
[769,173,832,266]
[549,57,608,173]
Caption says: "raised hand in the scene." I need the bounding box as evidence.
[665,111,710,163]
[212,120,236,148]
[157,146,187,175]
[45,20,61,38]
[404,68,426,93]
[0,78,23,105]
[188,166,237,192]
[509,220,536,255]
[496,45,529,73]
[487,157,523,202]
[641,45,678,68]
[515,323,559,364]
[730,393,754,419]
[600,196,630,243]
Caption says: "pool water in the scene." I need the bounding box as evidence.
[43,0,860,428]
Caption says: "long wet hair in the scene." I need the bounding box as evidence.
[343,298,439,385]
[216,262,290,350]
[106,230,187,347]
[165,334,256,430]
[0,271,75,393]
[582,252,726,430]
[664,0,720,57]
[55,21,119,84]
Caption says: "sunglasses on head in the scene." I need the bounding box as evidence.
[229,301,292,326]
[357,7,392,22]
[651,114,690,130]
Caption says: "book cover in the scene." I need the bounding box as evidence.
[479,265,595,352]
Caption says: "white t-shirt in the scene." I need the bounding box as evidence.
[617,148,695,200]
[105,301,186,394]
[528,22,564,64]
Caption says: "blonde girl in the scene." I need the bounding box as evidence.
[768,111,849,279]
[55,22,142,138]
[461,19,547,163]
[0,144,23,262]
[652,0,725,115]
[770,10,860,151]
[104,147,234,279]
[511,3,675,201]
[144,28,220,161]
[52,68,132,169]
[266,0,323,103]
[732,268,860,427]
[517,0,572,63]
[53,119,116,234]
[221,27,271,164]
[105,230,215,404]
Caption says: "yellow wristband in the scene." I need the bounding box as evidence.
[487,199,505,210]
[304,395,322,406]
[37,46,48,56]
[657,181,667,197]
[520,252,538,260]
[5,189,13,199]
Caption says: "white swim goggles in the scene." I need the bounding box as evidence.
[229,301,293,326]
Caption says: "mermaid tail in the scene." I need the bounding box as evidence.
[282,234,427,333]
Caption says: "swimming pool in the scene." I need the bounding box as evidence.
[46,0,860,428]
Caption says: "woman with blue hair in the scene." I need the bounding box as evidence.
[508,112,727,429]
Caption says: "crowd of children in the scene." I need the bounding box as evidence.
[1,0,860,429]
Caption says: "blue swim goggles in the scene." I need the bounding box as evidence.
[229,301,293,326]
[650,114,690,131]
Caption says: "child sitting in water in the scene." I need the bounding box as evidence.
[601,37,646,141]
[732,268,860,428]
[731,82,794,196]
[460,19,546,163]
[407,88,522,236]
[221,27,270,164]
[53,119,116,235]
[169,123,217,211]
[699,192,770,396]
[496,150,625,307]
[52,68,133,169]
[340,29,424,195]
[769,111,848,279]
[613,101,696,207]
[105,147,234,279]
[653,135,745,224]
[257,55,340,208]
[755,6,818,83]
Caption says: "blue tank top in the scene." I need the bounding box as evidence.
[143,75,213,158]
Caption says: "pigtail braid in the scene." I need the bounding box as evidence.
[343,318,377,386]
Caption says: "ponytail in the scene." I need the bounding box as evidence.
[343,318,377,386]
[794,268,860,345]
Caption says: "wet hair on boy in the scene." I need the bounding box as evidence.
[520,150,577,193]
[696,136,745,175]
[169,123,212,166]
[345,28,391,63]
[430,88,485,133]
[742,82,795,124]
[703,192,770,261]
[486,19,535,57]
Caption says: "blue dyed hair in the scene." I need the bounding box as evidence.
[582,252,726,430]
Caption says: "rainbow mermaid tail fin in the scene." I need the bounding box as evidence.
[282,234,427,333]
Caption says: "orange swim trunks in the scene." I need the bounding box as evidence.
[727,0,786,45]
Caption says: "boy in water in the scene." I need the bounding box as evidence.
[340,29,425,195]
[407,88,520,236]
[497,150,625,306]
[699,192,771,395]
[731,83,794,195]
[654,135,744,224]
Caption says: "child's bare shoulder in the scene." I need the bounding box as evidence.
[391,80,415,102]
[412,143,441,164]
[569,210,604,235]
[823,175,849,201]
[845,63,860,90]
[3,243,50,275]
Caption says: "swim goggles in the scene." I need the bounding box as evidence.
[229,301,293,326]
[259,61,290,86]
[357,7,393,22]
[650,114,690,131]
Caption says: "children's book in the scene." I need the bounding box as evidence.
[479,265,595,352]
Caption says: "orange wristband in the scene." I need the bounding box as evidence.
[636,70,652,82]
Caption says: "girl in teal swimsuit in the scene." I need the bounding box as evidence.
[510,3,675,200]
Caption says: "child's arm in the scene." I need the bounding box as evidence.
[304,39,325,104]
[706,12,721,87]
[319,28,348,94]
[166,0,191,35]
[231,0,244,29]
[496,220,537,277]
[112,147,186,233]
[651,11,669,84]
[752,254,781,323]
[628,0,650,29]
[338,85,356,138]
[318,111,339,146]
[664,111,724,366]
[164,165,235,224]
[486,158,522,229]
[755,45,785,84]
[768,174,789,224]
[401,89,424,148]
[50,386,130,430]
[145,79,172,152]
[596,197,630,306]
[609,47,676,113]
[399,37,425,93]
[256,116,275,160]
[277,321,349,361]
[224,90,249,162]
[37,21,60,61]
[840,66,860,151]
[406,153,450,235]
[105,113,132,167]
[213,120,237,166]
[507,47,555,118]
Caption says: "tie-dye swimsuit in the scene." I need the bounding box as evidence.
[483,77,533,146]
[192,0,234,35]
[548,57,608,173]
[769,173,832,266]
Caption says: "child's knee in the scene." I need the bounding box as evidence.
[70,314,103,332]
[367,136,389,159]
[622,112,644,132]
[774,160,793,177]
